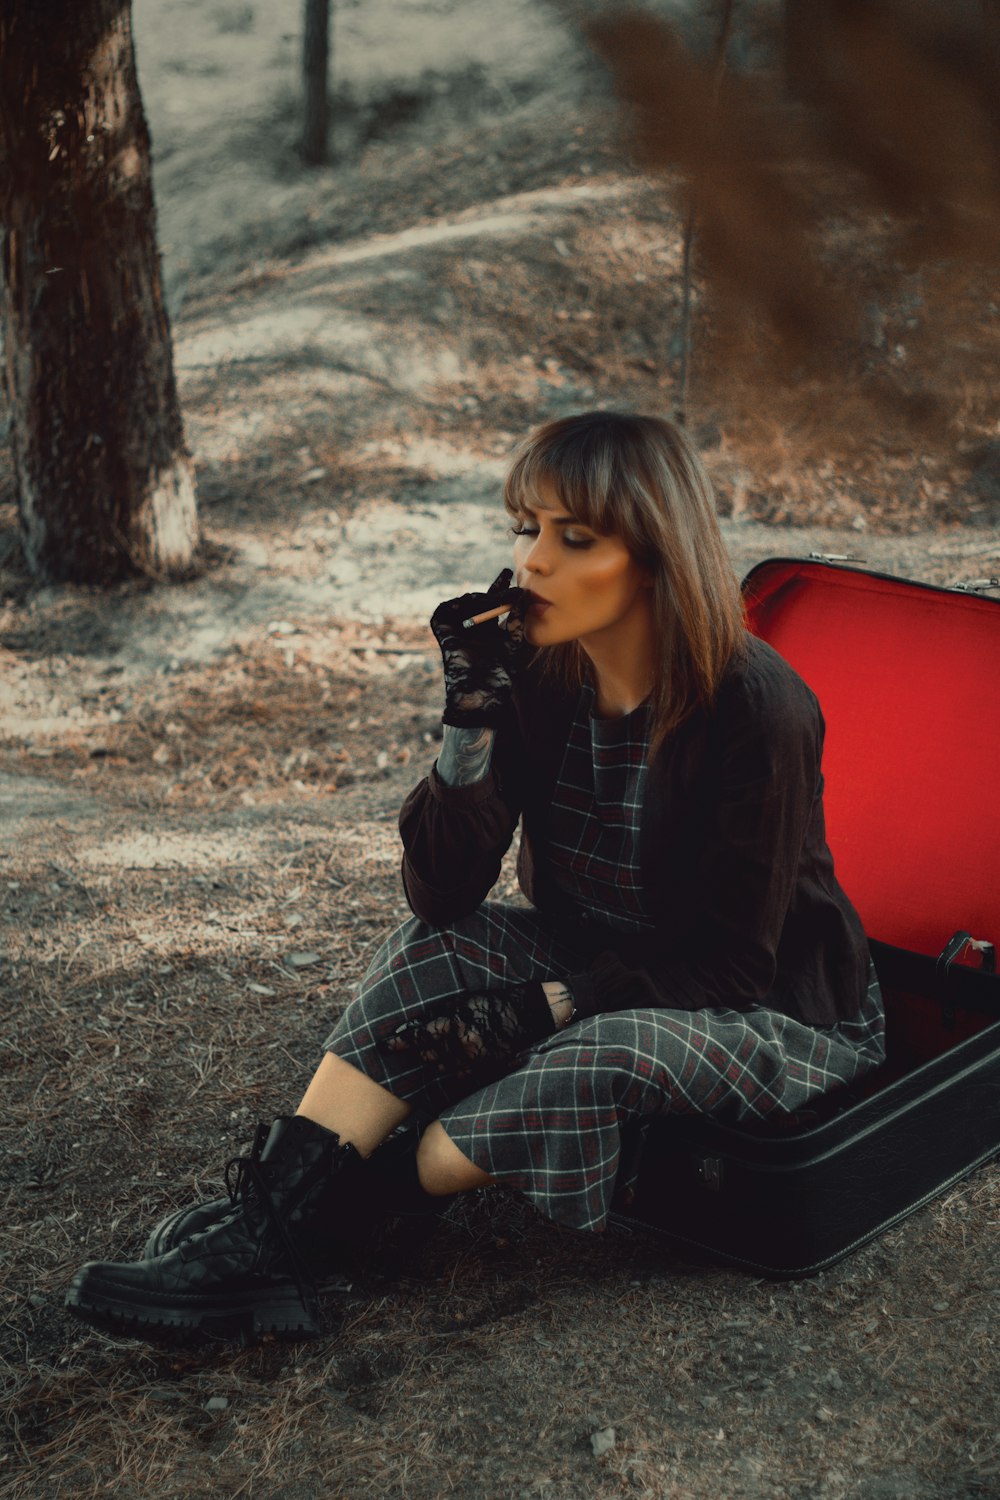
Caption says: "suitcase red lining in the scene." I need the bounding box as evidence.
[744,559,999,958]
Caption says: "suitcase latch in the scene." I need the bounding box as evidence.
[696,1155,724,1191]
[936,929,997,1027]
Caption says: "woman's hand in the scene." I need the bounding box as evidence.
[542,979,576,1029]
[430,569,531,728]
[378,979,557,1084]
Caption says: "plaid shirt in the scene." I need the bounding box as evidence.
[546,681,656,933]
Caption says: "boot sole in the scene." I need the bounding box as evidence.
[64,1268,320,1341]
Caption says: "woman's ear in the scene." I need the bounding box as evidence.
[634,548,657,590]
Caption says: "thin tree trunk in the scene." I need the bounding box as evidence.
[675,200,698,429]
[301,0,331,166]
[783,0,831,103]
[675,0,734,427]
[0,0,198,584]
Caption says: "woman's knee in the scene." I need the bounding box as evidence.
[346,922,429,1011]
[528,1018,667,1114]
[330,918,462,1044]
[330,977,413,1054]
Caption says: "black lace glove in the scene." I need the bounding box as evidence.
[378,980,556,1086]
[430,569,531,728]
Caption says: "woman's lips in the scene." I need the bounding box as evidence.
[527,593,552,613]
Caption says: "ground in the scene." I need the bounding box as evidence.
[1,1,998,1497]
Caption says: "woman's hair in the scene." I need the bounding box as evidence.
[503,410,748,755]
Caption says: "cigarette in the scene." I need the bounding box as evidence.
[461,603,511,630]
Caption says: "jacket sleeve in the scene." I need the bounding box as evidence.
[569,666,825,1015]
[398,761,522,925]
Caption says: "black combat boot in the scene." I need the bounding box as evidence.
[140,1121,270,1262]
[140,1121,442,1261]
[65,1116,363,1340]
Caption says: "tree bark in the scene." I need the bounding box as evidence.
[0,0,198,584]
[301,0,331,166]
[783,0,831,103]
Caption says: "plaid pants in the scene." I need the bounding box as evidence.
[325,902,886,1232]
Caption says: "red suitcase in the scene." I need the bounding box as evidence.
[615,558,1000,1275]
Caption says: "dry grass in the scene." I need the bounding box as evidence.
[0,629,438,812]
[1,648,998,1500]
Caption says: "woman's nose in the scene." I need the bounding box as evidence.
[523,538,553,575]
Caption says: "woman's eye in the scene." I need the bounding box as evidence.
[509,522,594,548]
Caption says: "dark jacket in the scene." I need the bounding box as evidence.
[398,636,871,1027]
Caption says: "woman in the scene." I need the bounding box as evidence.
[66,412,885,1341]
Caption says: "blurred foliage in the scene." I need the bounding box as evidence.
[587,0,1000,406]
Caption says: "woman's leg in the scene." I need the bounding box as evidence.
[144,903,582,1262]
[416,1121,494,1195]
[293,901,583,1176]
[294,1056,495,1194]
[65,905,576,1339]
[435,973,886,1234]
[322,903,583,1122]
[295,1053,411,1157]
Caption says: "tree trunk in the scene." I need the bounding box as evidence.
[301,0,331,166]
[0,0,198,584]
[783,0,831,103]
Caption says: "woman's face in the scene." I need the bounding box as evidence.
[510,479,653,650]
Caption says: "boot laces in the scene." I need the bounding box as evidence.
[223,1122,269,1206]
[222,1123,318,1321]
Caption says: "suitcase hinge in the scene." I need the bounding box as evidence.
[808,552,868,564]
[696,1155,724,1191]
[949,576,1000,593]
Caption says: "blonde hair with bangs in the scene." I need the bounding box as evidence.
[504,411,747,755]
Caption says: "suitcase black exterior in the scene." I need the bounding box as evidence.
[613,559,1000,1276]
